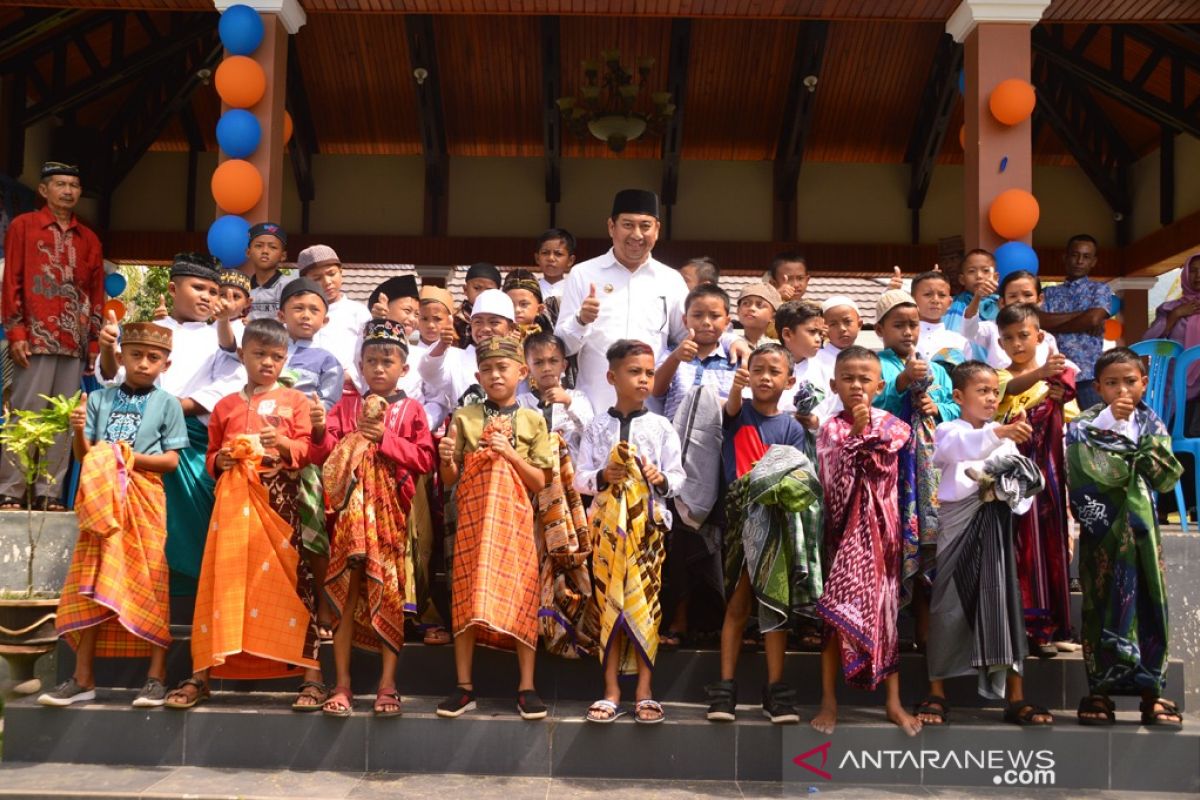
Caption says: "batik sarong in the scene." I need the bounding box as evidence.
[1067,404,1183,695]
[163,416,214,595]
[535,432,597,658]
[450,416,539,650]
[191,436,319,679]
[897,376,940,607]
[57,442,171,657]
[723,445,823,633]
[588,441,668,674]
[928,456,1043,699]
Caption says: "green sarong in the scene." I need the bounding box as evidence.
[163,417,215,596]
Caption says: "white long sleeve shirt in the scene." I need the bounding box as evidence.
[933,418,1034,514]
[963,316,1059,371]
[516,389,594,457]
[573,408,685,525]
[314,295,372,390]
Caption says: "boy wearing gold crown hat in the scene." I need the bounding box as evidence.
[40,323,186,709]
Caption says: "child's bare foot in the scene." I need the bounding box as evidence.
[887,704,923,737]
[810,700,837,734]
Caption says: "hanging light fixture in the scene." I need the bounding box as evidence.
[557,50,675,154]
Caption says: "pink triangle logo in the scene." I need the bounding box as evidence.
[792,741,833,780]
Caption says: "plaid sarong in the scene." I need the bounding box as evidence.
[451,416,539,650]
[535,433,596,658]
[57,442,171,657]
[587,442,667,675]
[191,436,319,679]
[324,432,409,654]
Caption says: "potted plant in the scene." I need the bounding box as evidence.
[0,392,80,657]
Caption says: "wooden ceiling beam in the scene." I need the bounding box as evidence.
[287,36,318,233]
[772,20,828,242]
[539,15,561,225]
[1032,25,1200,138]
[0,11,114,73]
[660,18,691,241]
[405,14,448,238]
[904,32,962,245]
[0,9,85,65]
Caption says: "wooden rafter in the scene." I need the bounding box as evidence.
[904,33,962,244]
[405,14,448,237]
[287,36,319,234]
[540,15,561,225]
[660,18,691,240]
[773,20,828,242]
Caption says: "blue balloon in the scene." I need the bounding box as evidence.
[219,5,264,56]
[216,109,261,158]
[995,241,1039,279]
[104,272,127,298]
[207,214,250,268]
[1110,294,1122,316]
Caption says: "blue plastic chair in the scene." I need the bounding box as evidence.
[1131,339,1187,531]
[1169,344,1200,533]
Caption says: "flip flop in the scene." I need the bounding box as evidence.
[322,686,353,718]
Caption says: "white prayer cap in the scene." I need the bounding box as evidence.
[471,288,515,322]
[820,295,860,315]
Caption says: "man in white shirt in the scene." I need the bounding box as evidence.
[555,189,692,412]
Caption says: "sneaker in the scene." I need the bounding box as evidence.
[762,682,800,724]
[132,677,168,708]
[436,686,477,718]
[37,678,96,707]
[705,679,737,722]
[517,689,547,720]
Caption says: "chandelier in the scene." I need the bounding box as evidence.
[556,51,675,153]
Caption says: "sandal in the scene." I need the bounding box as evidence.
[914,695,949,726]
[0,495,25,510]
[634,698,665,724]
[315,621,335,643]
[659,630,684,647]
[1004,701,1053,726]
[374,689,402,718]
[164,677,210,710]
[1140,697,1183,730]
[32,496,65,511]
[423,626,452,646]
[586,698,625,724]
[1077,694,1115,726]
[291,680,328,712]
[323,686,353,718]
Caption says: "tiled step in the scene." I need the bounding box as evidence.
[5,692,1197,793]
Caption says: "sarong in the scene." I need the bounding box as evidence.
[323,432,409,653]
[897,378,940,607]
[57,442,171,657]
[535,433,596,658]
[724,445,824,634]
[450,416,539,650]
[297,464,328,556]
[191,436,319,679]
[588,442,667,674]
[928,456,1043,699]
[407,473,442,624]
[1013,376,1075,645]
[163,417,215,595]
[1068,404,1183,695]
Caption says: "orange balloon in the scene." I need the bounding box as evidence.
[211,159,263,215]
[1104,319,1123,341]
[989,78,1036,125]
[958,124,966,149]
[215,55,266,109]
[988,188,1041,239]
[102,299,126,321]
[283,111,293,145]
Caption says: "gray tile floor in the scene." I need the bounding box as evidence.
[0,764,1186,799]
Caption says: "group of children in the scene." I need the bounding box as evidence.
[36,217,1184,733]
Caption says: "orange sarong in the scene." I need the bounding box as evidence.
[323,426,409,654]
[190,436,318,679]
[451,418,539,651]
[57,442,171,658]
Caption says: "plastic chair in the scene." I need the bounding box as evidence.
[1169,344,1200,533]
[1131,339,1187,531]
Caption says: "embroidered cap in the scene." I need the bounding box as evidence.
[875,289,917,324]
[120,322,172,353]
[248,222,287,246]
[296,244,340,275]
[820,295,860,315]
[738,282,783,311]
[471,289,515,322]
[218,269,251,294]
[40,161,80,180]
[419,286,455,313]
[475,334,524,365]
[502,268,543,302]
[362,318,409,354]
[170,252,221,283]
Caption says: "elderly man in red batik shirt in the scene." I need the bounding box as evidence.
[0,162,104,509]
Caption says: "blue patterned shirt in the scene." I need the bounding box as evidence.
[1042,277,1112,380]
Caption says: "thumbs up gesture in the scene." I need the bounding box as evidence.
[1111,390,1135,421]
[151,294,169,320]
[887,266,903,290]
[438,423,457,465]
[903,352,929,384]
[672,327,699,363]
[577,283,601,325]
[999,409,1032,444]
[70,392,87,435]
[371,292,390,320]
[308,391,326,431]
[99,310,120,351]
[851,401,872,436]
